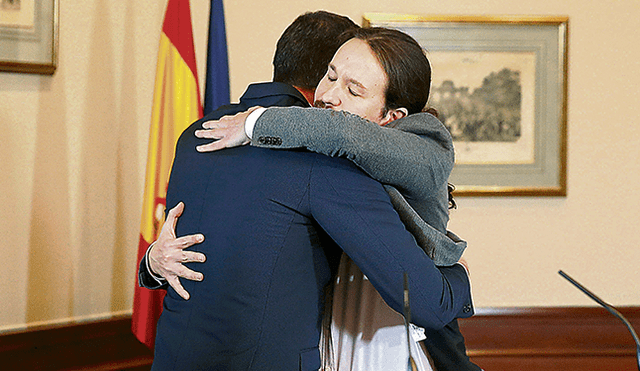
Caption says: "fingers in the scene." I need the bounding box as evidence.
[182,250,206,263]
[150,249,205,278]
[201,120,220,130]
[194,128,223,140]
[174,234,205,249]
[194,126,233,153]
[167,276,190,300]
[194,125,237,139]
[194,123,250,153]
[167,201,185,218]
[201,110,248,129]
[175,265,204,282]
[196,141,226,153]
[149,226,205,282]
[148,201,206,301]
[164,202,184,233]
[198,119,235,132]
[167,261,205,301]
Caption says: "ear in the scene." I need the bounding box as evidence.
[379,107,408,126]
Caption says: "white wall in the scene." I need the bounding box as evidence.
[1,0,639,332]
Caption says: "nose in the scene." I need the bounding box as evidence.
[318,83,341,109]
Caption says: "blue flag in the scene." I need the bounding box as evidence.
[204,0,230,115]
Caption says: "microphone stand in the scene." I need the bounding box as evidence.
[558,270,640,371]
[403,273,418,371]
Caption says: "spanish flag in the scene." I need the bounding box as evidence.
[132,0,202,348]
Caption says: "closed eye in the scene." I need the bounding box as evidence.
[326,65,338,82]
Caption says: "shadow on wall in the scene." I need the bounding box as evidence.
[26,0,142,323]
[26,66,74,322]
[110,0,141,312]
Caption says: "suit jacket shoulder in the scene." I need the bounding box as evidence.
[138,82,309,290]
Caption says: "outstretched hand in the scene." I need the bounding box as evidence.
[195,107,262,152]
[148,202,206,300]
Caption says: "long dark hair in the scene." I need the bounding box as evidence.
[339,27,432,116]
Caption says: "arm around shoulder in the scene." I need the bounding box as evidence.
[252,108,454,204]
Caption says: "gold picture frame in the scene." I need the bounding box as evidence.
[365,14,568,197]
[0,0,59,74]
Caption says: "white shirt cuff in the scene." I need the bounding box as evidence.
[245,107,268,140]
[145,242,167,285]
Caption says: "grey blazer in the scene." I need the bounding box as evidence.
[250,107,466,266]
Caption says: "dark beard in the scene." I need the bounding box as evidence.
[313,100,327,109]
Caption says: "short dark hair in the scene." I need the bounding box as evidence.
[340,27,431,115]
[272,11,359,90]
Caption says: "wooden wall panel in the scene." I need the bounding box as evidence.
[460,307,640,371]
[1,307,638,370]
[0,314,153,370]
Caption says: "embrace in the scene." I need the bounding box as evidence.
[139,11,480,371]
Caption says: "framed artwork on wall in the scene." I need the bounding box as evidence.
[365,14,568,196]
[0,0,58,74]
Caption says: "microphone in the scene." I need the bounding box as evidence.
[558,270,640,371]
[403,272,418,371]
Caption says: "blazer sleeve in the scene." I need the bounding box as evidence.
[308,157,474,330]
[251,107,454,202]
[251,107,466,265]
[138,251,168,290]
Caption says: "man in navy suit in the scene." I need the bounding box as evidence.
[140,12,479,371]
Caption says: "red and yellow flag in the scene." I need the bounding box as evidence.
[132,0,202,349]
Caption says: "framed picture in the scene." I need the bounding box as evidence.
[364,14,568,196]
[0,0,58,74]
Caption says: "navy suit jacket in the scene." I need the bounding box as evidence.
[148,82,473,371]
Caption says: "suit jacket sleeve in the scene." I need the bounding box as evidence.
[251,107,466,265]
[138,253,168,290]
[308,156,474,330]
